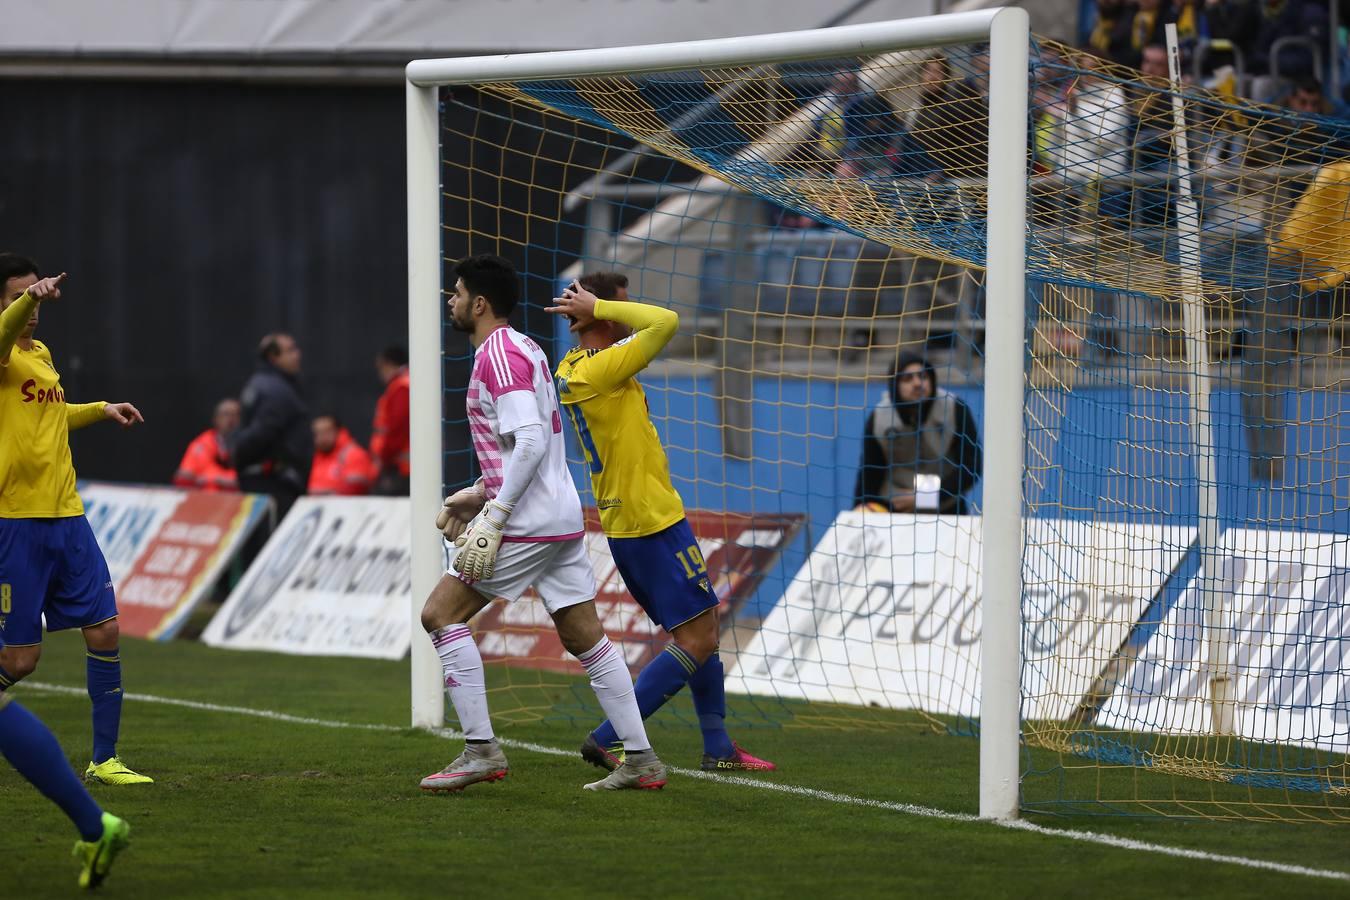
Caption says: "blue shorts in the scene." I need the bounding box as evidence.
[0,517,117,646]
[608,519,719,632]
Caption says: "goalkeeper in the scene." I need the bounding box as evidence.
[544,272,775,773]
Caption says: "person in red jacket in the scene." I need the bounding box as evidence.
[173,398,241,492]
[308,414,375,496]
[370,345,410,495]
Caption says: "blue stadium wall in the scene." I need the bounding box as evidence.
[599,377,1350,618]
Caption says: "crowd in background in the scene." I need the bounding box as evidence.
[785,1,1344,211]
[172,338,410,515]
[1088,0,1335,90]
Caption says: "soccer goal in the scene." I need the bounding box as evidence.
[407,10,1350,823]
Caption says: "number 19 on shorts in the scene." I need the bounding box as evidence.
[675,544,706,580]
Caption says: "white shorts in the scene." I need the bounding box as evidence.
[445,537,596,615]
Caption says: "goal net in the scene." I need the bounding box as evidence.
[407,13,1350,822]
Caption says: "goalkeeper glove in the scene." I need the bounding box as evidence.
[453,499,514,582]
[436,484,487,543]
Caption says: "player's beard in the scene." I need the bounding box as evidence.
[449,306,474,333]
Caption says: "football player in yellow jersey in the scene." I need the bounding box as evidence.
[0,254,152,786]
[548,272,774,773]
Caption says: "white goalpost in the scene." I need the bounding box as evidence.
[404,9,1030,820]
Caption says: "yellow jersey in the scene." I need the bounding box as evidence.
[0,291,106,518]
[555,298,684,538]
[1278,160,1350,292]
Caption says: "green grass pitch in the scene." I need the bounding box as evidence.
[5,630,1350,898]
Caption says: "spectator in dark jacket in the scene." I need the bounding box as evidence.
[229,332,312,517]
[907,53,989,181]
[1121,0,1172,69]
[1088,0,1137,64]
[854,353,982,515]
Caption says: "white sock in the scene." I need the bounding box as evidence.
[431,625,494,741]
[577,637,650,753]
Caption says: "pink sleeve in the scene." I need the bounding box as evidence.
[483,340,537,400]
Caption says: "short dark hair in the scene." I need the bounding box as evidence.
[313,412,342,429]
[454,254,520,318]
[377,345,408,367]
[578,271,629,300]
[1292,76,1325,97]
[0,253,40,288]
[258,332,291,363]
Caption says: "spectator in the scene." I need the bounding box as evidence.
[811,67,862,172]
[1049,51,1132,219]
[1088,0,1137,64]
[906,53,989,181]
[1032,48,1070,175]
[836,91,930,180]
[1129,44,1178,226]
[854,353,982,514]
[308,414,376,497]
[228,333,312,517]
[1137,41,1171,82]
[1122,0,1172,69]
[1246,78,1347,168]
[1174,0,1211,43]
[370,344,411,495]
[1285,76,1350,118]
[172,398,241,492]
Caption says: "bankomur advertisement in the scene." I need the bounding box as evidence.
[202,497,413,659]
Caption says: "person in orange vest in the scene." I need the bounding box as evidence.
[173,398,241,491]
[308,413,375,496]
[370,345,410,495]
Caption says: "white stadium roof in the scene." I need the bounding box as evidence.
[2,0,952,74]
[0,0,1075,81]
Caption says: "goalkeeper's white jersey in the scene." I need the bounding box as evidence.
[465,325,584,541]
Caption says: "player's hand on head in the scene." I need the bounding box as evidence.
[546,281,599,333]
[103,402,145,428]
[28,272,67,302]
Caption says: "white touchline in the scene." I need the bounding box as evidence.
[25,681,1350,883]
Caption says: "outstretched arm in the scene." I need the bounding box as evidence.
[0,292,36,363]
[0,273,65,363]
[67,402,108,430]
[68,401,142,431]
